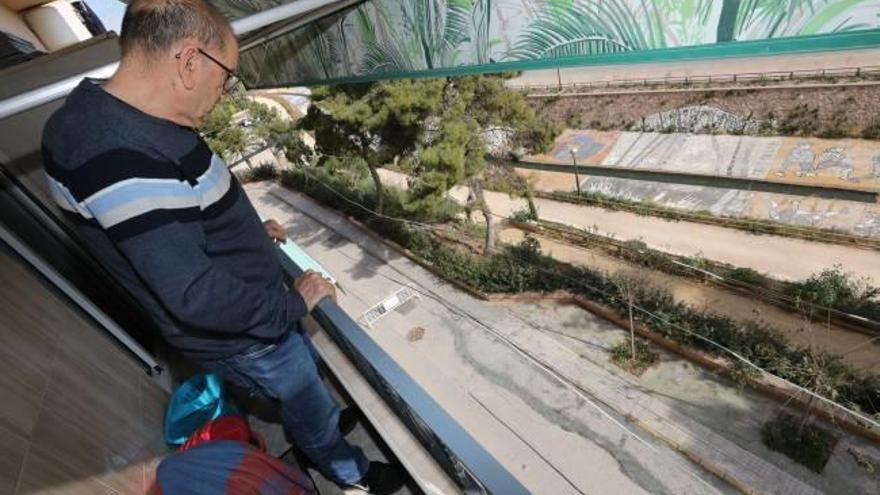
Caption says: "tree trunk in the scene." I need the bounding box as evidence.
[367,163,385,214]
[717,0,741,42]
[526,190,539,221]
[472,178,496,255]
[628,298,635,359]
[464,190,475,223]
[798,395,816,438]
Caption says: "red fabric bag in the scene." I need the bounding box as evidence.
[180,415,266,452]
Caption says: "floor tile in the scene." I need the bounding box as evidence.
[15,443,121,495]
[0,425,28,495]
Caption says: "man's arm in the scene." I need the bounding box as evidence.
[64,150,308,338]
[114,216,305,338]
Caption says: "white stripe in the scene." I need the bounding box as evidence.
[196,153,226,183]
[194,154,232,209]
[96,195,200,228]
[46,175,93,219]
[49,152,233,229]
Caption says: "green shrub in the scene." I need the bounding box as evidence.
[787,266,880,322]
[681,253,709,271]
[278,167,459,225]
[511,207,537,222]
[236,163,278,184]
[761,413,837,473]
[278,171,880,417]
[622,239,649,251]
[726,267,768,288]
[861,120,880,140]
[609,340,658,375]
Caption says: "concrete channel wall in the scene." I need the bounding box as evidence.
[520,130,880,238]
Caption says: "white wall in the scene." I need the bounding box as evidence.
[0,2,45,51]
[23,1,92,51]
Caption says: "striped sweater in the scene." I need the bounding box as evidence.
[41,79,306,360]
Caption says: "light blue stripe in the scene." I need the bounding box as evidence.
[194,158,224,195]
[86,180,193,217]
[47,176,93,218]
[76,153,231,227]
[194,154,231,207]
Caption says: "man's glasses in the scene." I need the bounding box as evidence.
[176,48,246,93]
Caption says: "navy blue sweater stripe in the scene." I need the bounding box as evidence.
[41,79,305,360]
[105,207,203,241]
[177,142,214,185]
[47,149,183,201]
[202,177,241,220]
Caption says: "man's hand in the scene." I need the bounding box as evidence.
[294,270,337,313]
[263,219,287,244]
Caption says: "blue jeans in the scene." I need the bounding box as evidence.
[200,331,368,484]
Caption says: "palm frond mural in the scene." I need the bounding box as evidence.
[506,0,654,60]
[726,0,880,39]
[356,5,415,74]
[472,0,492,64]
[213,0,282,20]
[230,0,880,86]
[725,0,822,39]
[240,15,345,86]
[791,0,880,34]
[355,0,477,73]
[651,0,718,45]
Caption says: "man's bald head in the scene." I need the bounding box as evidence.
[120,0,233,59]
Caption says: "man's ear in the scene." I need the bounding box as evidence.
[175,44,200,90]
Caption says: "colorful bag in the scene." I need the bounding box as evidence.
[181,415,266,453]
[164,374,237,446]
[155,440,316,495]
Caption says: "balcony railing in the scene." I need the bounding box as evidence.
[276,246,529,494]
[512,64,880,95]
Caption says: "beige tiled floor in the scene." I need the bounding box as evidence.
[0,249,170,495]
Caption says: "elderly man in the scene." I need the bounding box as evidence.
[41,0,402,492]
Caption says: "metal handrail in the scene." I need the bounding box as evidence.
[277,249,529,495]
[504,159,879,204]
[0,0,347,121]
[0,220,162,374]
[514,64,880,94]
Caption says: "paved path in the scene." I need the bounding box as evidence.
[448,185,880,284]
[246,182,828,495]
[498,227,880,373]
[509,48,880,88]
[381,167,880,368]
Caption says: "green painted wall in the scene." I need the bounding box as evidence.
[229,0,880,87]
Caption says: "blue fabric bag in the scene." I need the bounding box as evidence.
[164,373,237,446]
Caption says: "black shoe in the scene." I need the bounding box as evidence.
[338,407,360,436]
[346,461,406,494]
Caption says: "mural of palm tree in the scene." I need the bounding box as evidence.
[799,0,880,34]
[240,18,343,86]
[506,0,654,60]
[472,0,492,64]
[729,0,837,40]
[355,3,415,74]
[717,0,742,41]
[356,0,475,74]
[652,0,717,45]
[228,0,880,87]
[213,0,280,20]
[406,0,472,68]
